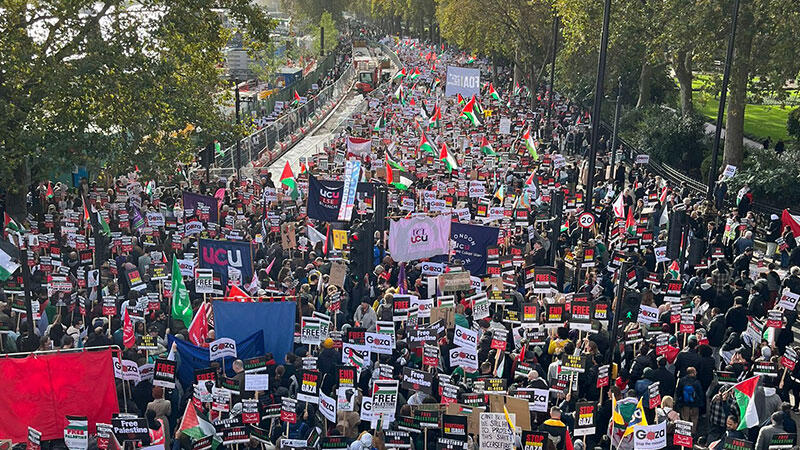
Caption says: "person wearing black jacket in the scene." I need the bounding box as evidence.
[674,338,702,379]
[651,357,677,399]
[725,296,749,333]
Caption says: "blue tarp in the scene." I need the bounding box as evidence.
[167,330,264,389]
[212,301,296,366]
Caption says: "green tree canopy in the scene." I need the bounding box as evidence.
[0,0,274,213]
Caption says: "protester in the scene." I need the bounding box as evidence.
[3,24,800,450]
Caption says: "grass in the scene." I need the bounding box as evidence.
[693,92,792,142]
[675,73,796,141]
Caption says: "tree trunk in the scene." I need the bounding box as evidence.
[636,61,652,108]
[7,160,30,218]
[674,50,693,116]
[723,9,755,168]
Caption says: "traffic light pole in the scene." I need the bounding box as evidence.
[584,0,612,214]
[607,257,629,367]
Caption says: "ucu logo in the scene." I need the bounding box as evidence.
[201,248,242,267]
[410,228,428,243]
[320,190,340,199]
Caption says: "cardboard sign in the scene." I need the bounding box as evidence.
[480,412,515,450]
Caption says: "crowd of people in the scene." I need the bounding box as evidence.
[3,26,800,450]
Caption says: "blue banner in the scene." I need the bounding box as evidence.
[167,331,264,388]
[445,66,481,98]
[435,222,499,275]
[307,176,375,223]
[198,238,253,287]
[212,301,296,367]
[307,175,343,222]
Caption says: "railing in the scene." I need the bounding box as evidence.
[204,63,355,179]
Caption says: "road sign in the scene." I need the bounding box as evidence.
[578,212,595,229]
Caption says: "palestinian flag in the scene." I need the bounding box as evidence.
[3,213,23,234]
[732,376,760,430]
[513,82,522,96]
[472,95,484,115]
[386,164,413,190]
[439,143,458,173]
[523,127,539,160]
[460,96,481,127]
[346,347,366,370]
[178,404,221,449]
[419,132,436,155]
[46,181,54,199]
[291,90,302,106]
[409,67,421,80]
[560,220,569,233]
[612,193,626,219]
[431,77,441,92]
[488,83,501,101]
[394,84,406,105]
[299,161,308,175]
[428,105,442,128]
[480,136,496,156]
[457,93,465,105]
[385,151,406,172]
[393,68,406,81]
[466,55,476,64]
[373,113,387,131]
[83,202,91,224]
[667,260,680,279]
[0,240,21,282]
[625,209,636,235]
[280,161,299,200]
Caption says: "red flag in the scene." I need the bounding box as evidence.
[122,309,135,349]
[188,301,210,347]
[225,284,253,302]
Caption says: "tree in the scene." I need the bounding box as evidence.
[313,11,339,56]
[437,0,554,92]
[722,0,800,167]
[281,0,349,24]
[0,0,275,215]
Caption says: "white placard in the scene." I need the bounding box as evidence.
[245,373,269,391]
[209,337,237,360]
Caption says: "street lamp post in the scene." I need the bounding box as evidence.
[610,77,623,174]
[707,0,741,199]
[234,79,242,180]
[545,14,559,138]
[584,0,612,213]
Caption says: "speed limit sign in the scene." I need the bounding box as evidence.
[578,212,595,229]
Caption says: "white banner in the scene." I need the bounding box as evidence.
[453,325,478,350]
[346,136,372,155]
[365,332,394,355]
[633,422,667,450]
[449,346,478,371]
[319,390,337,423]
[338,160,361,222]
[209,337,237,360]
[388,214,451,262]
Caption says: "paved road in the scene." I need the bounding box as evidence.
[703,122,764,150]
[266,90,364,178]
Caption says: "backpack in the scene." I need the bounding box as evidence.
[682,383,696,405]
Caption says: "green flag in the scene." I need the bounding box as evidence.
[171,256,192,328]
